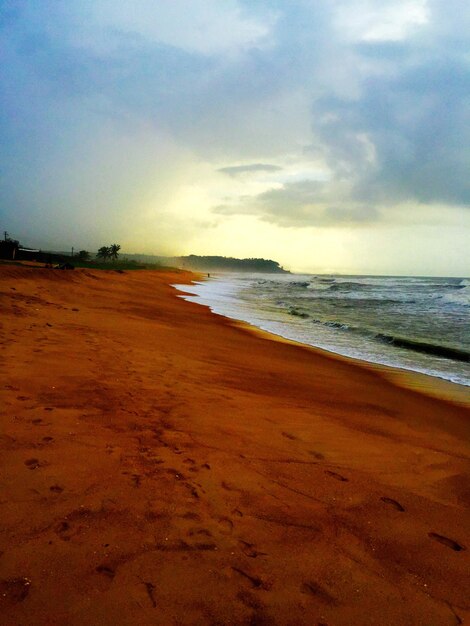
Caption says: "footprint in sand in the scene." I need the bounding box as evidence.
[325,470,348,482]
[144,510,167,522]
[96,565,115,578]
[300,581,337,606]
[0,577,31,604]
[381,497,405,512]
[55,521,72,541]
[309,451,325,460]
[24,458,40,469]
[188,528,213,538]
[231,567,271,590]
[236,589,264,610]
[428,532,465,552]
[221,481,242,492]
[183,483,199,499]
[142,581,157,608]
[239,539,267,558]
[180,512,200,521]
[50,485,64,493]
[281,432,297,440]
[218,517,234,534]
[166,468,186,481]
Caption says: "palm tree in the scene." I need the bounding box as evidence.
[109,243,121,262]
[96,246,111,262]
[77,250,90,261]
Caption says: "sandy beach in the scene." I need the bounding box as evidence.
[1,265,469,626]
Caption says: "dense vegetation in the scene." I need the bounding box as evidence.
[178,255,288,273]
[1,232,288,273]
[124,254,288,273]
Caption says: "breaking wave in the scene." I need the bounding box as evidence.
[174,272,470,386]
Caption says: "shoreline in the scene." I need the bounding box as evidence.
[1,266,469,625]
[233,317,470,409]
[175,281,470,409]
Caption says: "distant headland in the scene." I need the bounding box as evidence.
[126,254,289,273]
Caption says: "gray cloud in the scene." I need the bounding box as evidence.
[218,163,283,176]
[211,0,470,227]
[309,56,470,209]
[214,179,380,226]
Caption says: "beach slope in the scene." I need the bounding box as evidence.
[1,266,469,625]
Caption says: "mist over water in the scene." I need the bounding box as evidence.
[175,274,470,387]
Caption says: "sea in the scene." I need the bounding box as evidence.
[174,274,470,387]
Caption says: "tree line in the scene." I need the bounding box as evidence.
[77,243,121,262]
[179,255,288,273]
[97,243,121,262]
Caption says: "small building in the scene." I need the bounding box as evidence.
[0,239,19,260]
[17,247,41,261]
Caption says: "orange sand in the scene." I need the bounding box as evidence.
[1,265,469,626]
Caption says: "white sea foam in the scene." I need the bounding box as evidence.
[173,273,470,387]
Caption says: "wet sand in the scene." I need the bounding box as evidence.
[1,265,469,626]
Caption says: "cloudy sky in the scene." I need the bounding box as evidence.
[1,0,469,274]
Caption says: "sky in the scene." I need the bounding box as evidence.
[1,0,469,275]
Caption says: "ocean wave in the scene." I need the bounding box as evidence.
[289,314,469,363]
[323,320,350,330]
[303,316,354,332]
[441,283,467,290]
[288,308,310,318]
[440,289,470,307]
[328,281,373,290]
[375,334,470,363]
